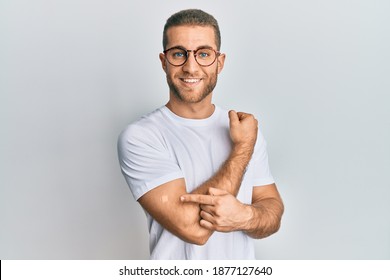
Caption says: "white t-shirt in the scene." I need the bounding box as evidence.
[117,105,274,259]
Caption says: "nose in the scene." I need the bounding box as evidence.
[181,51,200,73]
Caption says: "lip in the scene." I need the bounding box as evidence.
[179,78,202,87]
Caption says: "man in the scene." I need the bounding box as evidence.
[117,9,284,259]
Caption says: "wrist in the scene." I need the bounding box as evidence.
[233,142,254,155]
[232,143,254,165]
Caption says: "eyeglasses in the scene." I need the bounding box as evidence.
[163,46,220,67]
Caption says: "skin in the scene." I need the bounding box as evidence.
[159,25,225,119]
[138,25,284,245]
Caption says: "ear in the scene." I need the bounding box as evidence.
[159,53,167,73]
[217,53,226,74]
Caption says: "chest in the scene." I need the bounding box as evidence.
[163,123,232,190]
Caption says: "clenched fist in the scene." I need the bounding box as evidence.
[228,110,258,150]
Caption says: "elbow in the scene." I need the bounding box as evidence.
[175,205,213,245]
[266,198,284,237]
[249,202,284,239]
[269,203,284,236]
[250,220,282,240]
[190,236,209,246]
[186,231,211,246]
[178,227,211,246]
[267,202,284,237]
[271,218,282,235]
[272,203,284,234]
[192,232,210,246]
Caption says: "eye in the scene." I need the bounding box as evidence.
[169,48,186,59]
[173,52,185,58]
[196,49,214,60]
[198,52,209,58]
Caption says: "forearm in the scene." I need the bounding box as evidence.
[178,143,253,244]
[142,110,258,245]
[192,143,254,196]
[181,186,284,238]
[243,198,284,239]
[192,110,257,196]
[142,139,255,245]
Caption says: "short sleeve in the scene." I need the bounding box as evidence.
[250,128,275,187]
[117,123,184,200]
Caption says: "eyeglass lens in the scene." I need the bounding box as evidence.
[166,48,217,66]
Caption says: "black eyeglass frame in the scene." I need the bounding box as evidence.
[163,46,221,67]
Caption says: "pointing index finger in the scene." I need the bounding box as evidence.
[180,194,214,205]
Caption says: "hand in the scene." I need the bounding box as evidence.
[181,188,252,232]
[229,110,258,150]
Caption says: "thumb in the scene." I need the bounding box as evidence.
[208,187,229,196]
[228,110,239,126]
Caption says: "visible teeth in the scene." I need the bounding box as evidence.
[183,79,200,83]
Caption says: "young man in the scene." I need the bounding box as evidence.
[117,9,284,259]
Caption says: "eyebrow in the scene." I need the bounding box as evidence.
[168,44,215,50]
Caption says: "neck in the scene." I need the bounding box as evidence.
[166,95,215,119]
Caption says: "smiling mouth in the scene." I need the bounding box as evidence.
[180,78,202,84]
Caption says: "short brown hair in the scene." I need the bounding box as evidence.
[163,9,221,50]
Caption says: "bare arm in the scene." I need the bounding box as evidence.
[180,183,284,239]
[138,111,258,245]
[244,184,284,238]
[197,111,257,196]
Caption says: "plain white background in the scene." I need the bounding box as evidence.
[1,0,389,259]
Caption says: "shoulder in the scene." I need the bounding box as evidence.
[118,107,168,149]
